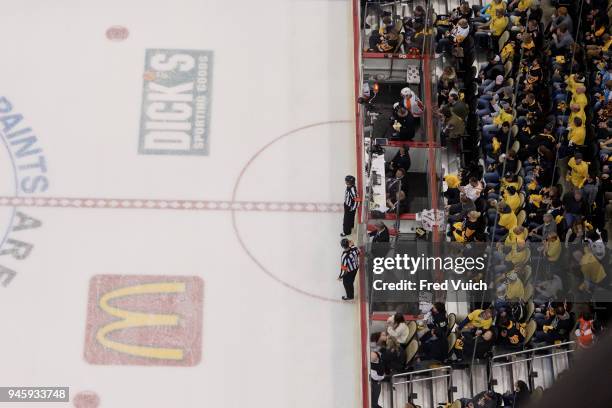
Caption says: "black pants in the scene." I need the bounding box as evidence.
[343,206,356,235]
[343,270,358,299]
[371,380,382,408]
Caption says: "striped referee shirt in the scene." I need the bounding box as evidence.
[344,186,358,211]
[340,246,360,276]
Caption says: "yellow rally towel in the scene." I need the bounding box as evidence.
[529,194,542,207]
[527,180,538,191]
[492,137,501,153]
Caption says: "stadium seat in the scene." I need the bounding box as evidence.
[504,61,513,78]
[523,319,537,346]
[447,332,457,354]
[516,175,524,191]
[510,140,520,154]
[532,386,544,402]
[448,400,462,408]
[447,313,456,334]
[518,192,526,211]
[522,265,532,282]
[525,300,534,322]
[524,282,534,301]
[406,338,419,365]
[517,209,527,226]
[407,320,417,342]
[511,124,519,139]
[498,31,510,52]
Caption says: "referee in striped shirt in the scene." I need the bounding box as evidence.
[338,238,360,300]
[341,175,358,237]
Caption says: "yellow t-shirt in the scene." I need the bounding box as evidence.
[504,191,521,213]
[567,157,589,188]
[467,309,493,329]
[517,0,533,11]
[486,1,507,17]
[566,74,580,95]
[505,228,528,246]
[499,212,518,231]
[494,111,514,126]
[491,16,509,36]
[568,108,586,126]
[568,126,586,145]
[581,252,606,283]
[506,246,530,265]
[506,279,525,300]
[571,93,588,110]
[546,239,562,262]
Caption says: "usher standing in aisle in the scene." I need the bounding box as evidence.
[338,238,360,301]
[341,175,358,237]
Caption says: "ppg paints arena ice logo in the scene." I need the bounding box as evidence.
[0,96,47,287]
[139,49,213,155]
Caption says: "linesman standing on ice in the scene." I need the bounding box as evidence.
[338,238,360,301]
[341,175,358,237]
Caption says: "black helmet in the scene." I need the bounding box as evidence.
[345,175,356,184]
[341,239,350,249]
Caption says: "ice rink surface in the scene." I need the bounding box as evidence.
[0,1,361,407]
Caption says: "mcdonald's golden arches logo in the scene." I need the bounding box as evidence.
[84,275,203,366]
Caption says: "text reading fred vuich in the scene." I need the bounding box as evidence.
[371,254,489,292]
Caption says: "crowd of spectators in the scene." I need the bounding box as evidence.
[366,0,610,405]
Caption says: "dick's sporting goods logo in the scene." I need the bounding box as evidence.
[84,275,204,366]
[139,48,213,155]
[0,96,48,287]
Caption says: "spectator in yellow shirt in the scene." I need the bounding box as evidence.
[567,153,589,189]
[457,309,493,332]
[494,204,518,241]
[503,186,521,213]
[571,86,588,110]
[544,233,562,262]
[567,104,586,127]
[574,247,607,291]
[505,241,531,266]
[504,271,525,301]
[568,117,586,146]
[483,0,507,21]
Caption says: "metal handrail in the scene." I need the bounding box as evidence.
[491,341,575,362]
[392,365,452,383]
[492,349,575,368]
[394,372,452,386]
